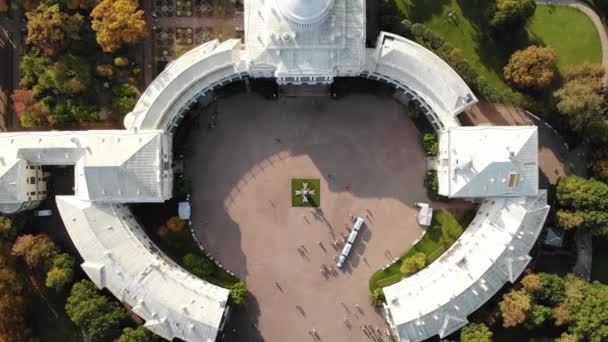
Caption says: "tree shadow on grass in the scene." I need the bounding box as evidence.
[400,0,450,23]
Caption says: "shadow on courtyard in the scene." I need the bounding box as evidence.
[178,84,471,340]
[180,88,430,276]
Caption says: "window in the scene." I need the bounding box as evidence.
[30,191,36,196]
[508,172,520,188]
[30,177,36,184]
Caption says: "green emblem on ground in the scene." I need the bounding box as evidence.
[291,179,320,207]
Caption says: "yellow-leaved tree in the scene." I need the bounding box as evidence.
[91,0,146,53]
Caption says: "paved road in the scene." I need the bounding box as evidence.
[536,0,608,85]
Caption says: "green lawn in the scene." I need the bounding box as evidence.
[528,6,601,68]
[368,210,469,292]
[291,179,321,207]
[396,0,601,91]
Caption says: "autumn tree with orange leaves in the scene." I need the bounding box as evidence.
[91,0,146,53]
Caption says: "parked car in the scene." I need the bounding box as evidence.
[34,210,52,217]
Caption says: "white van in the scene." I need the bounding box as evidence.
[34,210,52,217]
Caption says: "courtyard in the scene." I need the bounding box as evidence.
[183,92,469,341]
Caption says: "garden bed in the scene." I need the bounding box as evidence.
[369,209,474,292]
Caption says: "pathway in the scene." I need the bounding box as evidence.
[536,0,608,85]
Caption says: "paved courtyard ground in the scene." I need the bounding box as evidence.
[184,92,446,341]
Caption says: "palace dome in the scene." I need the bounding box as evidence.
[276,0,333,26]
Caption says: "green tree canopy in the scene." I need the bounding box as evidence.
[490,0,536,30]
[399,252,426,276]
[229,281,247,305]
[66,280,128,342]
[183,253,216,278]
[567,280,608,341]
[554,63,606,139]
[45,253,75,290]
[0,215,17,244]
[556,176,608,236]
[19,49,50,89]
[460,322,493,342]
[118,326,155,342]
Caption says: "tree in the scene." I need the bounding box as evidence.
[567,280,608,341]
[557,176,608,211]
[592,159,608,183]
[66,280,128,342]
[11,89,50,128]
[556,333,579,342]
[400,252,426,276]
[460,322,493,342]
[556,210,585,230]
[45,253,75,290]
[166,216,185,233]
[0,216,17,243]
[112,83,138,115]
[422,133,438,156]
[25,3,83,57]
[503,46,557,90]
[537,273,566,305]
[90,0,146,53]
[19,49,50,89]
[490,0,536,30]
[499,289,531,327]
[11,234,58,269]
[526,304,552,329]
[36,54,93,97]
[118,326,155,342]
[553,303,571,326]
[554,63,606,134]
[183,253,216,278]
[0,257,31,341]
[229,281,247,305]
[556,176,608,236]
[521,273,542,292]
[371,288,385,307]
[10,89,36,117]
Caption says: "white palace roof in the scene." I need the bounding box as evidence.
[437,126,539,198]
[56,197,229,342]
[245,0,366,78]
[0,130,172,213]
[364,33,477,130]
[383,192,549,341]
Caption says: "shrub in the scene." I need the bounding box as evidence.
[166,216,185,232]
[422,132,438,156]
[424,170,445,200]
[229,281,247,305]
[183,253,216,278]
[460,322,493,342]
[95,64,114,78]
[112,83,138,114]
[0,216,17,244]
[399,252,426,276]
[490,0,536,30]
[113,57,129,67]
[370,288,385,307]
